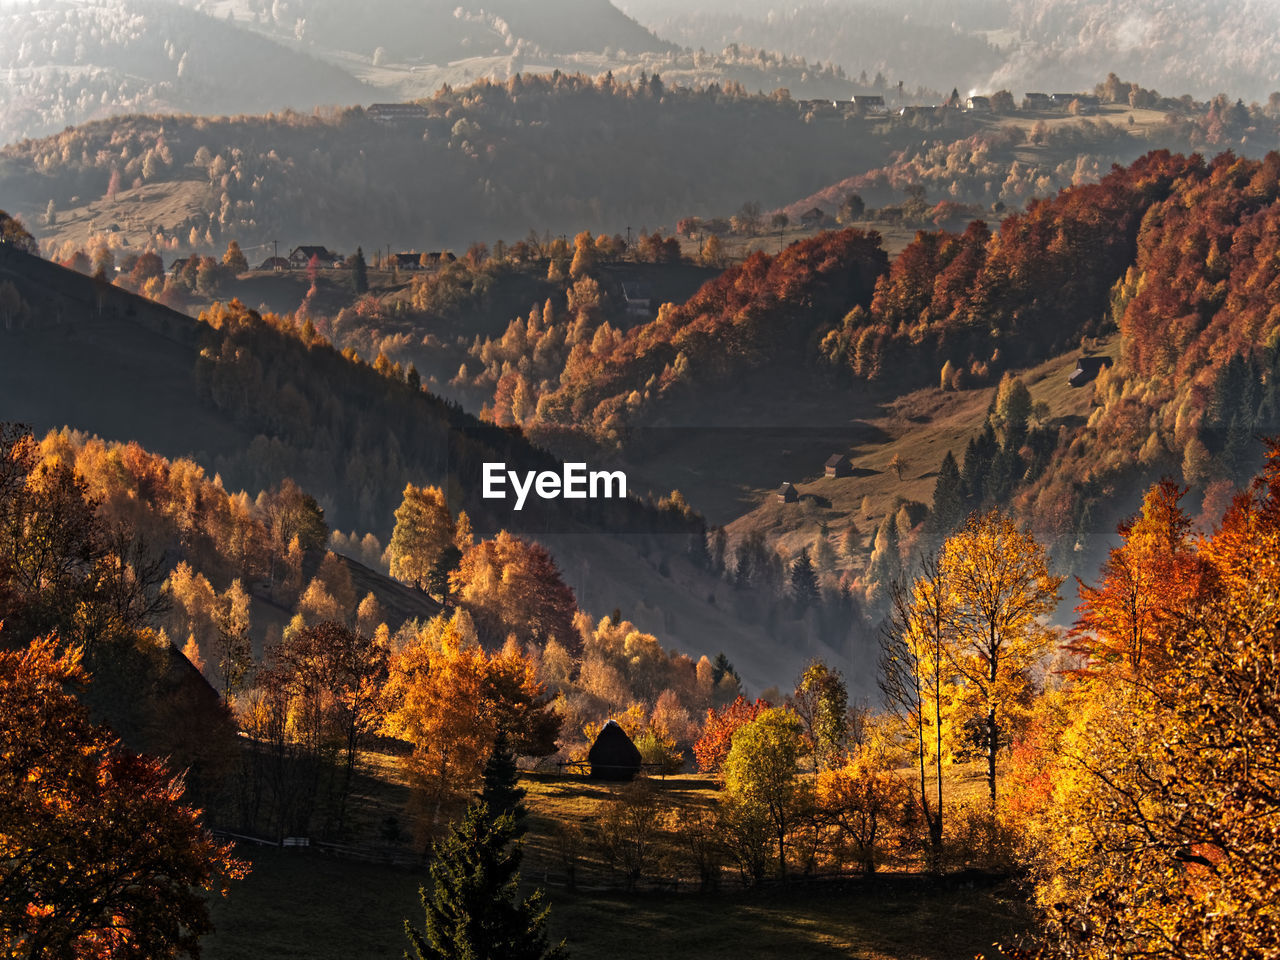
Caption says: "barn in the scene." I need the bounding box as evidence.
[1068,355,1112,387]
[824,454,853,478]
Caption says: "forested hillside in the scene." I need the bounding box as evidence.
[0,75,929,254]
[622,0,1280,103]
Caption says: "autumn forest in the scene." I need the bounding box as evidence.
[2,2,1280,958]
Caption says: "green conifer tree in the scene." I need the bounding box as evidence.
[478,730,527,839]
[405,803,566,960]
[790,548,820,611]
[929,450,966,540]
[351,246,369,294]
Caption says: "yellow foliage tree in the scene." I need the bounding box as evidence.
[383,612,560,831]
[387,484,455,592]
[941,510,1062,811]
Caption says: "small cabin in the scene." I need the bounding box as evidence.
[824,454,853,478]
[966,96,991,112]
[800,207,826,227]
[851,95,887,114]
[778,482,799,503]
[588,720,643,781]
[1068,355,1112,387]
[621,281,653,317]
[258,256,289,271]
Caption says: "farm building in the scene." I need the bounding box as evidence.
[588,720,643,781]
[966,96,991,111]
[800,207,826,227]
[367,102,430,124]
[288,245,341,268]
[621,281,653,317]
[1068,355,1112,387]
[778,482,799,503]
[825,454,853,478]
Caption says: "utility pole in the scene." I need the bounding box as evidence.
[272,238,278,270]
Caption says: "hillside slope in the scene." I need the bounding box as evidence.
[0,0,370,146]
[0,244,831,693]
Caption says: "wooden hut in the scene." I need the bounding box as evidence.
[1068,355,1112,387]
[778,482,799,503]
[588,720,643,781]
[824,454,853,478]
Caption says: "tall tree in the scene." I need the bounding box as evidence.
[350,246,369,294]
[478,729,527,839]
[789,661,848,771]
[0,638,246,958]
[1015,454,1280,960]
[789,548,820,611]
[880,554,949,870]
[405,802,565,960]
[928,450,966,542]
[723,707,804,877]
[388,484,456,593]
[222,240,248,274]
[941,510,1062,811]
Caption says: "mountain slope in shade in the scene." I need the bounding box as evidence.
[0,244,841,694]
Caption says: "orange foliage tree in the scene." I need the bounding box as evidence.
[693,695,771,774]
[1014,448,1280,959]
[451,531,579,652]
[0,637,245,957]
[383,612,560,831]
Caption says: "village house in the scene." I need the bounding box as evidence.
[966,95,992,111]
[800,207,827,228]
[851,94,887,115]
[288,245,341,269]
[778,482,799,503]
[824,454,853,478]
[366,102,430,124]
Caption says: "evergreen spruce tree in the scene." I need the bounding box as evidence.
[929,450,966,539]
[790,548,820,611]
[405,803,566,960]
[351,246,369,294]
[427,543,463,604]
[478,730,527,839]
[1222,412,1252,483]
[711,652,739,687]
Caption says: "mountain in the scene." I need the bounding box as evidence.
[619,0,1280,103]
[0,0,371,146]
[223,0,673,63]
